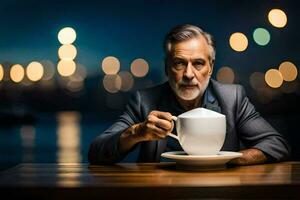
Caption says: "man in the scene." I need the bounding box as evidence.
[89,24,290,165]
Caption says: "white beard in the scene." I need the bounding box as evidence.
[169,76,210,101]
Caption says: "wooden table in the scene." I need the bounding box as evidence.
[0,162,299,199]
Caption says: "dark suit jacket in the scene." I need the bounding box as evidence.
[88,79,290,164]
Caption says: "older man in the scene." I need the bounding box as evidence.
[88,24,290,165]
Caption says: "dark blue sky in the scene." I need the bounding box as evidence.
[0,0,299,85]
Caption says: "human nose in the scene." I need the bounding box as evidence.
[183,62,195,79]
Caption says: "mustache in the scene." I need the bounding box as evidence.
[178,80,199,86]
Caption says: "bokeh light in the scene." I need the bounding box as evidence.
[229,32,248,52]
[130,58,149,77]
[58,44,77,60]
[249,72,266,90]
[256,87,276,104]
[216,66,235,84]
[70,64,87,82]
[0,64,4,81]
[57,60,76,77]
[265,69,283,88]
[58,27,77,44]
[26,61,44,81]
[67,80,84,92]
[101,56,120,75]
[268,9,287,28]
[103,74,121,93]
[279,61,298,82]
[119,71,134,91]
[253,28,270,46]
[10,64,25,83]
[40,60,56,81]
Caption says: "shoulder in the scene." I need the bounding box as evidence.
[210,79,244,93]
[210,79,245,98]
[209,79,247,110]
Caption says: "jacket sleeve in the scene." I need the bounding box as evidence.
[88,91,143,164]
[235,85,291,161]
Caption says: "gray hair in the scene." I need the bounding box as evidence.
[164,24,216,64]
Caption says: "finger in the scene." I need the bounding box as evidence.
[154,117,173,131]
[147,114,173,131]
[145,123,168,138]
[150,111,173,121]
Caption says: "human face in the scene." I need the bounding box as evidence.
[167,37,213,101]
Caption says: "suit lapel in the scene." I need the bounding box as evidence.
[203,81,222,113]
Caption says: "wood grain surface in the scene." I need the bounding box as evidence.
[0,162,299,199]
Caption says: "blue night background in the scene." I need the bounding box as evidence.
[0,0,299,170]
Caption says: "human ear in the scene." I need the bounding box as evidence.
[209,60,214,76]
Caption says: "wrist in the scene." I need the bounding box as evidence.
[128,123,146,142]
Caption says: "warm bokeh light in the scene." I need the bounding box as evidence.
[40,60,55,81]
[58,27,77,44]
[103,74,121,93]
[268,9,287,28]
[279,61,298,82]
[58,44,77,60]
[0,64,4,81]
[101,56,120,75]
[119,71,134,91]
[229,32,248,52]
[265,69,283,88]
[253,28,270,46]
[67,64,86,92]
[249,72,266,90]
[57,60,76,77]
[26,61,44,81]
[10,64,25,83]
[67,80,84,92]
[131,58,149,77]
[216,66,235,84]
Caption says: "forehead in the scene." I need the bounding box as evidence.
[170,36,210,60]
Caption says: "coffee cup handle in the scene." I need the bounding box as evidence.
[167,116,179,140]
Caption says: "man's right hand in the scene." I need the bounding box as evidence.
[118,111,174,154]
[134,110,174,141]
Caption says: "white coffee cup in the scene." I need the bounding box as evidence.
[167,108,226,155]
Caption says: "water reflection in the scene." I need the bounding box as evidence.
[20,125,35,162]
[56,111,81,163]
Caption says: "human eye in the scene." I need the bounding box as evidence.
[193,60,205,70]
[172,59,186,70]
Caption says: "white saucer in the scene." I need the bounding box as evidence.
[161,151,243,171]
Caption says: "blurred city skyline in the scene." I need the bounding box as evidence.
[0,0,299,116]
